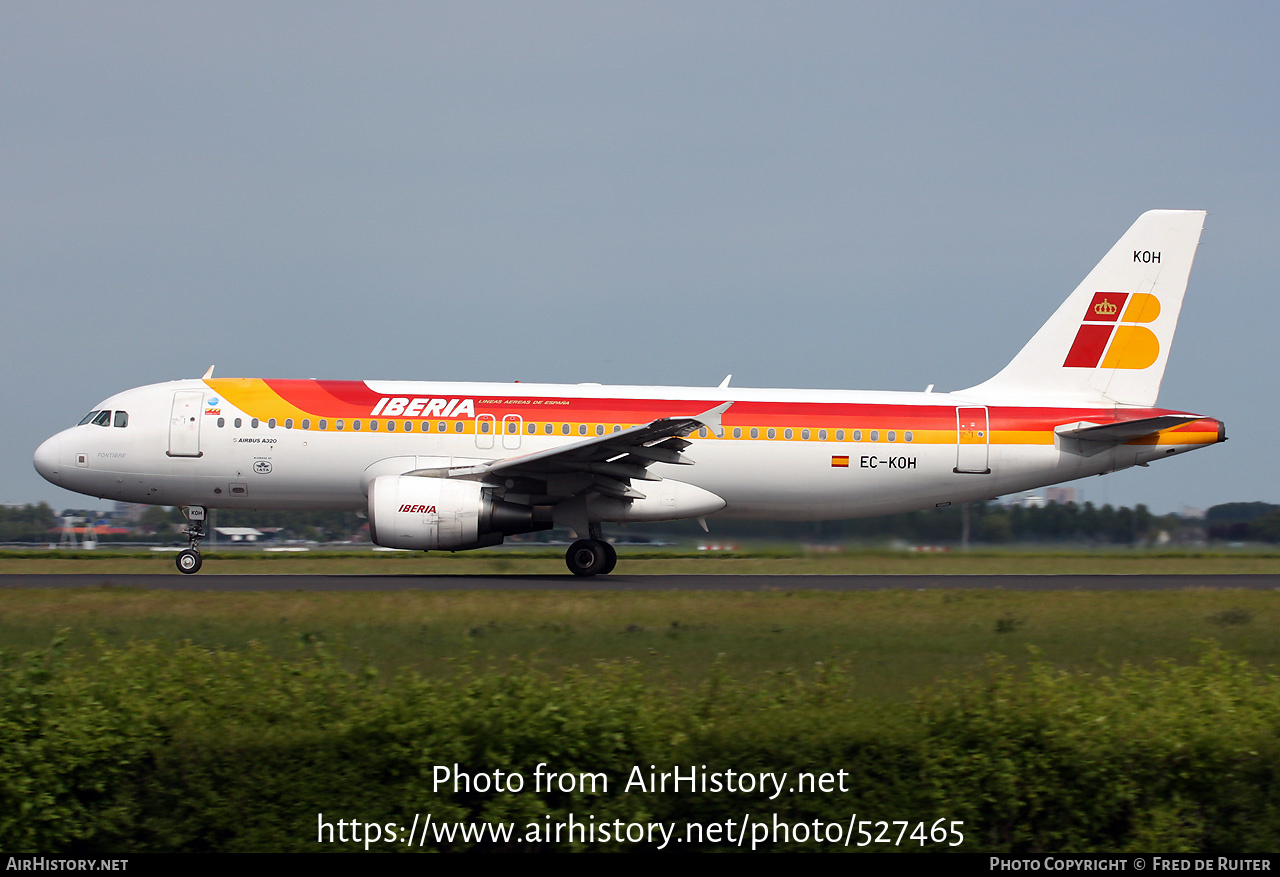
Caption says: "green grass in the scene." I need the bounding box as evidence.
[7,582,1280,852]
[3,588,1278,701]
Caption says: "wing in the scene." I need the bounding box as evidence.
[411,401,732,502]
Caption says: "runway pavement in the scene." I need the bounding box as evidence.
[1,573,1278,591]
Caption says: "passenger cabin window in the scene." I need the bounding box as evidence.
[302,419,310,429]
[91,410,112,427]
[114,411,128,428]
[336,420,344,431]
[733,428,742,438]
[454,422,464,433]
[251,418,259,429]
[217,417,225,428]
[268,418,277,429]
[235,418,243,428]
[319,419,327,430]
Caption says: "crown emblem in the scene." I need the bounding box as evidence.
[1094,300,1118,316]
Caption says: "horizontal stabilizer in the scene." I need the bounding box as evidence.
[1054,414,1203,443]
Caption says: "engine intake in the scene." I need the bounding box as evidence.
[367,475,548,551]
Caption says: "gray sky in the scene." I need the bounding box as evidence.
[4,2,1275,515]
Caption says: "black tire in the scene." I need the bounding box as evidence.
[176,549,202,575]
[599,541,617,575]
[566,539,607,577]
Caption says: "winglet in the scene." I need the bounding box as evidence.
[694,401,733,436]
[718,374,732,388]
[201,365,215,380]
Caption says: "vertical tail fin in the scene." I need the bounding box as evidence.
[960,210,1206,407]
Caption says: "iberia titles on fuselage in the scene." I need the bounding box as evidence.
[33,210,1225,576]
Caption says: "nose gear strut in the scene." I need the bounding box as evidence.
[176,505,206,574]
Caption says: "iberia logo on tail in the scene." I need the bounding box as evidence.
[1063,292,1161,369]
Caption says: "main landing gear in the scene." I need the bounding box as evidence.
[564,525,617,577]
[565,539,617,576]
[176,506,206,575]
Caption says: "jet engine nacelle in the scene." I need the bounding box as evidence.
[367,474,547,551]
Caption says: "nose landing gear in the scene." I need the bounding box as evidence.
[177,506,206,575]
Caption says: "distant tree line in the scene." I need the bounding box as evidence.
[136,506,366,544]
[654,501,1166,545]
[1,499,1275,546]
[212,508,367,543]
[1205,502,1280,543]
[0,503,57,542]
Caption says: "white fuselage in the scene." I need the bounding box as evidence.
[33,378,1222,523]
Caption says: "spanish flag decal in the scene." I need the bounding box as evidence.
[831,456,850,468]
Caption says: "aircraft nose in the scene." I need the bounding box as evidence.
[34,435,61,486]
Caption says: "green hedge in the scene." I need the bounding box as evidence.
[2,639,1277,852]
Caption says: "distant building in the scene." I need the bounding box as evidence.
[1044,487,1078,505]
[214,527,265,542]
[112,501,147,523]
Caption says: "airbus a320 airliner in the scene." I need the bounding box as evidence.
[34,211,1225,576]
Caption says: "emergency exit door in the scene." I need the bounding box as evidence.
[954,407,990,474]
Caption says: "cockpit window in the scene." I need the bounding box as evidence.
[114,411,129,428]
[79,410,100,426]
[91,410,112,427]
